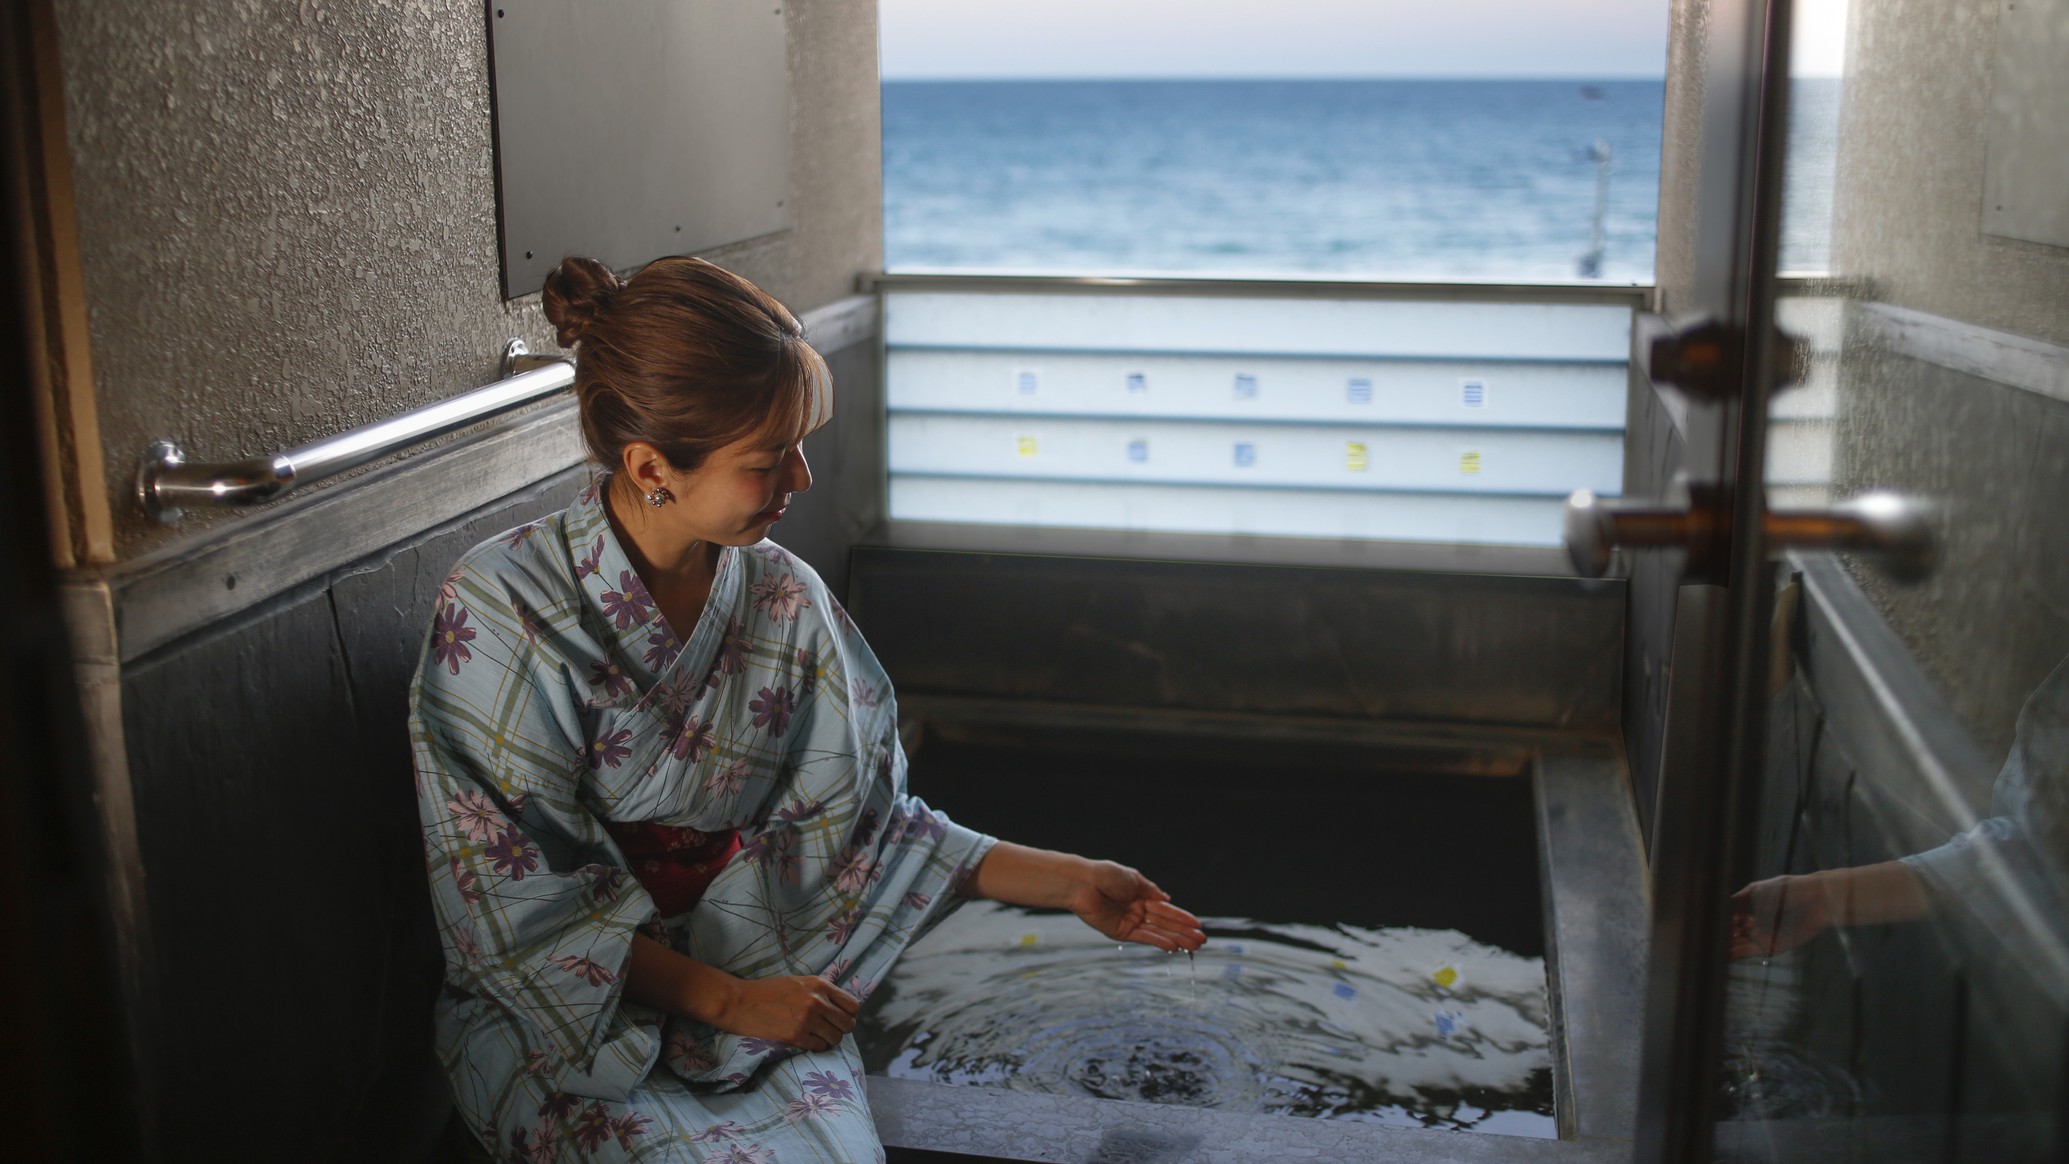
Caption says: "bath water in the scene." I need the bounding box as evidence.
[857,901,1556,1137]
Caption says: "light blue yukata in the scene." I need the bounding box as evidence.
[411,478,995,1162]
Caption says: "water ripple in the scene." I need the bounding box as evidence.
[858,902,1556,1137]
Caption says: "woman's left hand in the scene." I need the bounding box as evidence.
[1067,860,1207,952]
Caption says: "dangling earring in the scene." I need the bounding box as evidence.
[645,485,673,508]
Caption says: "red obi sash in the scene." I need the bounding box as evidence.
[601,822,741,917]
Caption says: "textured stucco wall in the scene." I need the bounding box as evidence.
[1828,0,2069,750]
[56,0,882,560]
[1833,0,2069,346]
[1652,0,1712,317]
[1836,344,2069,756]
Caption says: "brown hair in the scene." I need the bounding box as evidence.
[540,255,829,483]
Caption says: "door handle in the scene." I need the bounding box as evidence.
[1563,486,1933,582]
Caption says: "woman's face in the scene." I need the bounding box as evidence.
[653,430,815,548]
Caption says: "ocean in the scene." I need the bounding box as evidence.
[882,79,1839,281]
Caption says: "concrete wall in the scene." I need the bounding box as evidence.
[54,0,884,560]
[850,549,1626,741]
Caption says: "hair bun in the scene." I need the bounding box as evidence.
[541,257,625,348]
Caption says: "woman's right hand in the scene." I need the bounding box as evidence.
[1728,874,1833,959]
[707,973,861,1052]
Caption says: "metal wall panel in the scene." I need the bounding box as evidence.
[1982,0,2069,249]
[488,1,791,295]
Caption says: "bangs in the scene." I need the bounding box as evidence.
[742,341,833,450]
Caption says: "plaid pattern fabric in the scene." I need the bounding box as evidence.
[412,479,993,1160]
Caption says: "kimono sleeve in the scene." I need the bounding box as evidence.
[1899,771,2067,945]
[411,571,661,1100]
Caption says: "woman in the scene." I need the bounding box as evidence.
[412,255,1205,1163]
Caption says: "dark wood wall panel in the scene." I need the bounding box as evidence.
[119,468,586,1164]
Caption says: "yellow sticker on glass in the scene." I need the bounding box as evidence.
[1458,451,1482,476]
[1346,442,1369,471]
[1433,965,1459,988]
[1017,436,1039,458]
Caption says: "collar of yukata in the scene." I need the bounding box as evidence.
[559,475,728,681]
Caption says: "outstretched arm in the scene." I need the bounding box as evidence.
[1728,861,1931,959]
[967,841,1207,952]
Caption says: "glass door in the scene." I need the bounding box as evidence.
[1629,0,2069,1160]
[1714,0,2069,1159]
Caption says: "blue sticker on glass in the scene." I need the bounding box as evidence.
[1460,380,1486,408]
[1126,439,1148,463]
[1222,964,1243,981]
[1126,372,1148,393]
[1347,377,1373,404]
[1233,374,1258,399]
[1233,441,1256,467]
[1332,983,1357,1000]
[1016,370,1039,395]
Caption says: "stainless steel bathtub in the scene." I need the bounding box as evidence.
[847,546,1647,1163]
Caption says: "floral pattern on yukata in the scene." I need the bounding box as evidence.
[412,479,993,1161]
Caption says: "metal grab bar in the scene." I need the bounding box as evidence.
[138,339,573,524]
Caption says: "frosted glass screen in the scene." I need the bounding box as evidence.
[883,291,1632,547]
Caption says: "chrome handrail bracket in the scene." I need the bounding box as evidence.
[136,339,574,524]
[139,443,295,525]
[137,439,189,525]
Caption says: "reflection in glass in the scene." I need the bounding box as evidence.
[1719,654,2069,1157]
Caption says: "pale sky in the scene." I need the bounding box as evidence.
[879,0,1851,81]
